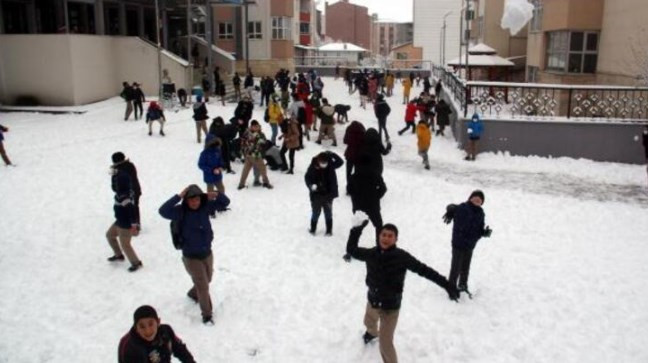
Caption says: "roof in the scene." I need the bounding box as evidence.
[468,43,497,55]
[318,43,367,52]
[447,55,515,67]
[295,44,317,50]
[391,41,413,50]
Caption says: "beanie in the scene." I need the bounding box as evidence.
[468,190,485,204]
[133,305,158,324]
[112,152,125,164]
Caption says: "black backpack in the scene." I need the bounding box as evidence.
[169,209,185,250]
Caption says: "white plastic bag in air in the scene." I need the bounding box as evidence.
[500,0,534,35]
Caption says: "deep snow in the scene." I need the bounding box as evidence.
[0,77,647,363]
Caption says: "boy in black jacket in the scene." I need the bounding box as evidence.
[118,305,195,363]
[443,190,492,297]
[346,217,458,363]
[304,151,344,235]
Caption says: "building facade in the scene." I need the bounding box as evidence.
[526,0,648,86]
[470,0,527,62]
[324,0,371,50]
[413,0,462,65]
[371,20,413,57]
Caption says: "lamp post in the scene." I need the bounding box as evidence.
[441,10,452,66]
[156,0,163,98]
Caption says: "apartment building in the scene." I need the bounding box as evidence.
[324,0,371,51]
[470,0,527,65]
[413,0,462,65]
[526,0,647,86]
[371,20,414,57]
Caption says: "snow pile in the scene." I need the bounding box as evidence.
[501,0,535,35]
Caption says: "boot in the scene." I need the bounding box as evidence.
[309,219,317,235]
[325,219,333,236]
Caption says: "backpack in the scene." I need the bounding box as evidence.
[169,209,184,250]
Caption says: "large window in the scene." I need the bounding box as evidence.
[530,0,543,32]
[272,17,291,40]
[300,22,310,35]
[218,22,233,39]
[546,31,598,73]
[248,21,262,39]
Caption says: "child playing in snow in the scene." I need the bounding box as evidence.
[146,101,166,136]
[416,120,431,170]
[398,100,418,135]
[118,305,196,363]
[465,113,483,161]
[0,124,13,166]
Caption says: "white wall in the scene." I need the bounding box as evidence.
[248,0,271,60]
[413,0,462,65]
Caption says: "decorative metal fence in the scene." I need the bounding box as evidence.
[432,65,648,122]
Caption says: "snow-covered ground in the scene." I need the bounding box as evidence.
[1,77,647,363]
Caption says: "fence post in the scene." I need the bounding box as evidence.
[464,84,469,117]
[567,88,573,119]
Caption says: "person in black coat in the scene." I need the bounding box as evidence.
[209,117,238,173]
[132,82,146,120]
[120,82,135,121]
[118,305,195,363]
[345,220,458,363]
[374,94,391,143]
[305,151,344,235]
[443,190,492,297]
[343,121,366,194]
[357,128,391,177]
[434,99,452,136]
[234,96,254,135]
[112,152,142,228]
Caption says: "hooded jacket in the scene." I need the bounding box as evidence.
[416,122,431,151]
[374,98,391,120]
[112,170,136,229]
[304,152,344,202]
[118,324,195,363]
[356,128,390,176]
[192,102,208,121]
[450,201,485,250]
[343,121,366,163]
[468,114,484,138]
[198,135,224,184]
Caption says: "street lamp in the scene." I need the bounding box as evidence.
[441,10,452,66]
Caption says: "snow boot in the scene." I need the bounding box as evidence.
[309,220,317,235]
[325,219,333,236]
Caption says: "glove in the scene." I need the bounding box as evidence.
[446,285,459,302]
[342,253,352,263]
[482,226,492,238]
[442,204,456,224]
[352,211,370,228]
[467,128,473,134]
[310,184,318,192]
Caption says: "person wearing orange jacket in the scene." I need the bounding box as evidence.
[416,120,431,170]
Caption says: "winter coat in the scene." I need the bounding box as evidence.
[356,128,390,176]
[244,75,254,88]
[374,99,391,120]
[467,114,484,138]
[346,226,450,310]
[402,79,412,96]
[241,129,268,159]
[405,103,418,122]
[235,100,254,123]
[318,104,335,125]
[304,152,344,202]
[435,101,452,126]
[343,121,366,163]
[268,103,283,125]
[133,88,146,104]
[288,100,305,120]
[192,102,208,121]
[146,106,165,122]
[450,201,485,250]
[281,119,300,150]
[198,137,224,184]
[159,193,230,258]
[112,171,136,229]
[349,167,386,214]
[112,160,141,197]
[358,78,369,96]
[416,123,431,151]
[232,74,241,86]
[305,103,314,126]
[118,324,195,363]
[209,122,238,143]
[385,74,395,87]
[121,86,135,102]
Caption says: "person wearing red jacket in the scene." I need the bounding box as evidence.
[398,100,418,135]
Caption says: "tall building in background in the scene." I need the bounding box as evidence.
[413,0,461,64]
[371,20,414,57]
[324,0,371,50]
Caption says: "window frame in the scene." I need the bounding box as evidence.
[218,22,234,39]
[247,21,262,39]
[299,22,310,35]
[546,30,598,74]
[271,16,291,40]
[530,0,543,33]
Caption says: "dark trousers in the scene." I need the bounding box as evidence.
[353,204,383,241]
[398,122,415,134]
[133,101,143,120]
[345,161,355,194]
[221,140,232,172]
[280,146,295,171]
[311,198,333,223]
[378,117,390,142]
[448,247,474,289]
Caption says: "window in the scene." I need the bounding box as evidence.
[546,31,598,73]
[527,66,539,82]
[300,22,310,35]
[218,22,233,39]
[248,21,262,39]
[530,0,543,32]
[396,52,408,60]
[272,17,291,40]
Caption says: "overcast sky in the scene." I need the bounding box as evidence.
[317,0,414,22]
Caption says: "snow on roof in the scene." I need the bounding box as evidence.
[318,43,367,52]
[447,55,515,67]
[468,43,497,54]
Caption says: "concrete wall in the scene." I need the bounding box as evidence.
[0,34,189,106]
[413,0,461,65]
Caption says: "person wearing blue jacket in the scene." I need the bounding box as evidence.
[106,167,142,272]
[198,134,225,197]
[158,184,230,324]
[442,190,492,298]
[465,113,484,161]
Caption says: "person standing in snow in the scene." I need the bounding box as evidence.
[434,99,451,136]
[442,190,492,298]
[146,101,166,136]
[106,158,142,272]
[118,305,196,363]
[287,93,306,148]
[416,120,431,170]
[343,121,366,194]
[304,151,344,236]
[279,115,300,174]
[132,82,146,120]
[198,134,225,195]
[398,99,418,135]
[465,113,484,161]
[0,124,13,166]
[345,219,459,363]
[209,117,238,174]
[120,82,135,121]
[237,120,273,189]
[401,77,412,105]
[232,72,242,101]
[111,152,142,229]
[374,94,391,143]
[316,98,337,146]
[158,184,231,324]
[267,96,284,145]
[192,96,209,143]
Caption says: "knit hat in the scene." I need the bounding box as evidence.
[468,190,485,204]
[111,152,125,164]
[133,305,158,324]
[185,184,204,199]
